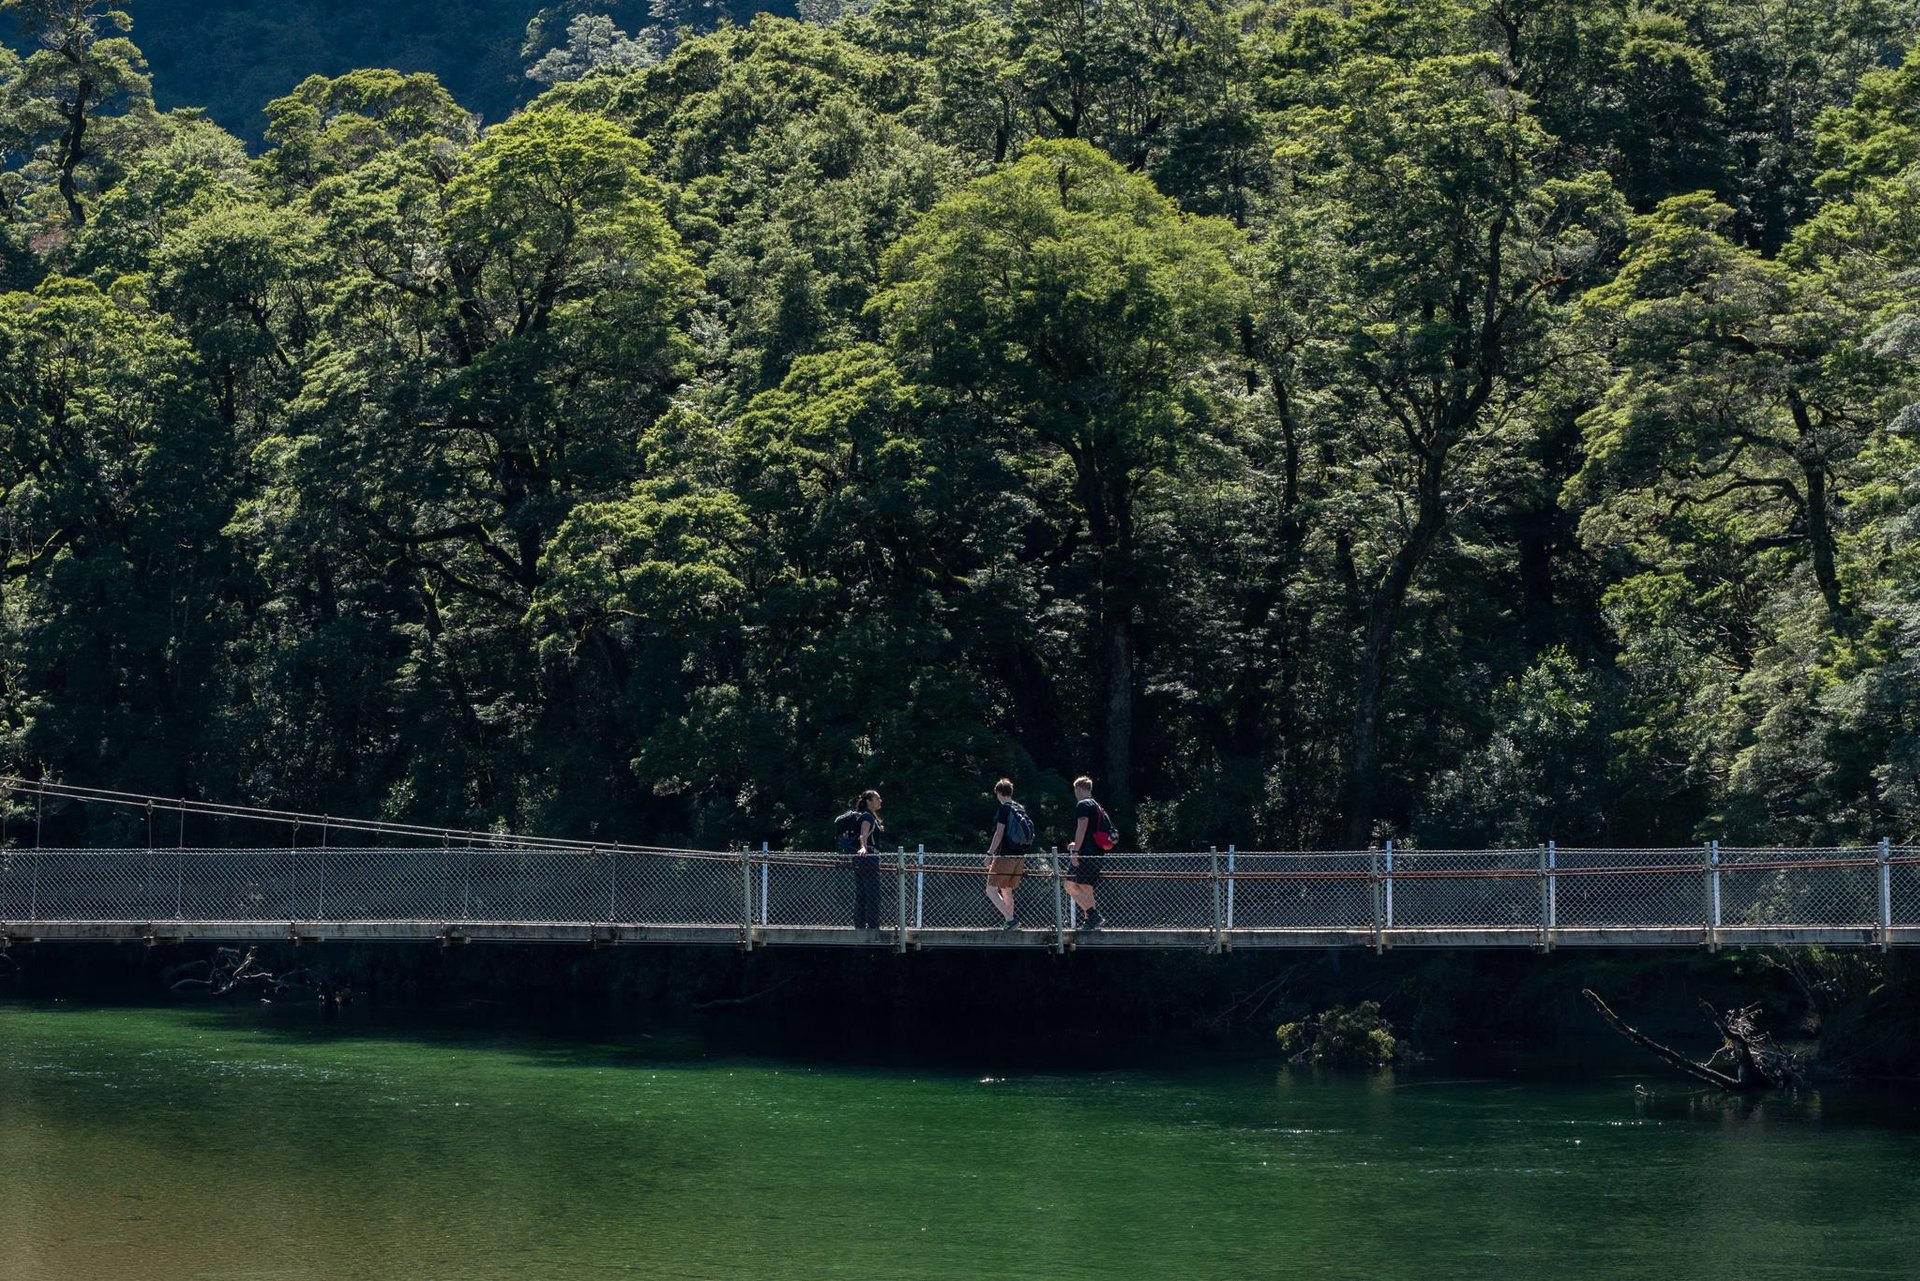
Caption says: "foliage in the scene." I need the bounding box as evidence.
[1275,1001,1398,1066]
[2,0,1918,856]
[526,14,666,86]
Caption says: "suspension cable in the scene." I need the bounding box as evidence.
[0,775,693,855]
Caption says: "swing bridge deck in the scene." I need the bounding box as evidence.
[7,839,1920,953]
[4,777,1916,953]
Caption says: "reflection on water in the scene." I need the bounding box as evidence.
[1,1001,1917,1281]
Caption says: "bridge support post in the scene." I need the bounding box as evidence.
[1539,842,1556,951]
[1051,847,1066,952]
[1370,848,1383,954]
[1225,845,1235,934]
[914,844,924,930]
[895,845,908,954]
[1705,841,1722,952]
[1384,839,1394,931]
[759,842,769,930]
[740,847,755,950]
[1879,837,1892,952]
[458,840,473,923]
[1210,847,1223,953]
[737,845,760,948]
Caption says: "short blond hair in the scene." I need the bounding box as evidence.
[1073,776,1093,793]
[994,778,1014,798]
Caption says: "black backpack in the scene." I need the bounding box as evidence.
[834,809,865,854]
[1002,801,1035,850]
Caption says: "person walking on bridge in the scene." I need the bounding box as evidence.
[984,779,1031,931]
[1065,776,1116,933]
[837,790,884,930]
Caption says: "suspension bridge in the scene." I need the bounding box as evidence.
[2,778,1916,953]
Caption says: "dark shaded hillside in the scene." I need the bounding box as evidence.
[119,0,794,139]
[132,0,542,136]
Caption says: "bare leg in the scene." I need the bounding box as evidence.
[985,884,1014,922]
[1066,882,1096,913]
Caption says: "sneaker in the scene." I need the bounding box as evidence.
[1000,915,1019,932]
[1081,910,1102,934]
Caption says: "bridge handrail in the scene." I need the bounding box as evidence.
[4,841,1916,951]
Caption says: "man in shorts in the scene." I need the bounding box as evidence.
[984,778,1028,931]
[1065,776,1111,932]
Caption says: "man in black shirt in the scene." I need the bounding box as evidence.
[1065,775,1109,932]
[984,778,1027,930]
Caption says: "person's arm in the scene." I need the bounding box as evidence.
[986,820,1005,864]
[857,816,873,855]
[1069,816,1089,860]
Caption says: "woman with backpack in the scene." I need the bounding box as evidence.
[837,790,884,930]
[984,779,1031,931]
[1065,775,1116,932]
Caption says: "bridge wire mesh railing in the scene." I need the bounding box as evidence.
[1714,846,1882,928]
[1892,845,1920,929]
[2,844,1916,941]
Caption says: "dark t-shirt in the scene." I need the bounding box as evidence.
[854,812,877,855]
[994,800,1020,851]
[1070,798,1096,848]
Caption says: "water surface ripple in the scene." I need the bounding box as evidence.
[2,1002,1916,1280]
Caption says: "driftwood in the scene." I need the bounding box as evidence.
[1583,989,1800,1092]
[169,947,348,1007]
[690,976,794,1011]
[1198,966,1300,1034]
[1700,1001,1802,1089]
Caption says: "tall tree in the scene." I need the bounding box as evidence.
[0,0,156,225]
[0,276,235,794]
[1271,39,1622,844]
[874,139,1243,810]
[1570,192,1884,630]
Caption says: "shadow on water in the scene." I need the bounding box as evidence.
[8,994,1920,1134]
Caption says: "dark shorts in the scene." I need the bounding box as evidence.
[1071,853,1102,886]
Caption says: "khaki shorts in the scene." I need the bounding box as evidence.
[986,855,1025,889]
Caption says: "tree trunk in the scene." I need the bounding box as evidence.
[1340,451,1447,847]
[1099,610,1133,815]
[58,73,93,226]
[1584,990,1800,1092]
[1785,390,1847,626]
[1075,447,1137,815]
[1802,459,1846,624]
[1226,374,1305,760]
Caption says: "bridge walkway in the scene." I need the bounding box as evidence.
[6,841,1918,952]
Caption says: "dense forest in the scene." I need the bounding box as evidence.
[1,0,1918,855]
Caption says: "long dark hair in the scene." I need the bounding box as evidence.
[850,789,881,820]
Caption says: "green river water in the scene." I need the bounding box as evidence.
[3,1000,1918,1280]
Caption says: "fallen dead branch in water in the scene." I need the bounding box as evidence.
[1583,989,1800,1092]
[690,976,794,1011]
[168,947,348,1007]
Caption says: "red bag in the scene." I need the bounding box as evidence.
[1091,806,1118,851]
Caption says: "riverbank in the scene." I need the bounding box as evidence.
[8,939,1913,1076]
